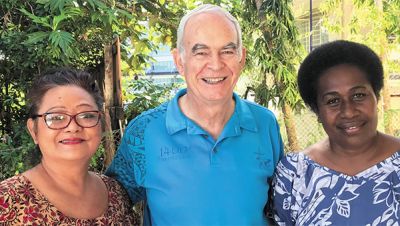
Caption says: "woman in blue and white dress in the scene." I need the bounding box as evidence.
[270,40,400,226]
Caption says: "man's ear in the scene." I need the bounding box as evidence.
[172,48,184,76]
[27,119,38,144]
[239,47,247,68]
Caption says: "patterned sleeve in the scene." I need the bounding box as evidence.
[271,154,298,225]
[0,177,24,225]
[105,117,147,204]
[0,181,14,224]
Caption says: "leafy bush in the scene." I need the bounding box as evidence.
[124,77,183,121]
[0,123,36,180]
[89,143,106,173]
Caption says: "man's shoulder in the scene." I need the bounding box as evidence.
[125,102,168,131]
[137,102,169,119]
[238,98,276,119]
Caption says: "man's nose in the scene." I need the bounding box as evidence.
[207,54,224,70]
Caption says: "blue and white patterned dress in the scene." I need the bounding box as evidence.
[271,152,400,226]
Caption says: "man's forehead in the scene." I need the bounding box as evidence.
[184,11,237,36]
[184,25,238,48]
[187,11,226,24]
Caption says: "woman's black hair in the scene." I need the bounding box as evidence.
[297,40,383,113]
[27,67,104,118]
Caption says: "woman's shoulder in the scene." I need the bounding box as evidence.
[302,139,327,157]
[380,132,400,153]
[0,174,30,194]
[280,144,321,166]
[94,173,137,224]
[97,173,124,191]
[277,141,328,178]
[0,174,43,224]
[277,151,309,176]
[95,173,131,204]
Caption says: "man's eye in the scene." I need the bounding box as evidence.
[221,50,235,55]
[194,51,207,56]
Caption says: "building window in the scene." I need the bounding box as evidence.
[296,12,329,52]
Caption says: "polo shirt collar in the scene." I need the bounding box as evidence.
[233,93,258,133]
[166,88,258,135]
[166,89,187,135]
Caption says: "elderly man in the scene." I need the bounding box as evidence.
[106,4,283,225]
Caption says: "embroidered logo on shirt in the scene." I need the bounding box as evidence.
[160,146,189,161]
[255,151,272,169]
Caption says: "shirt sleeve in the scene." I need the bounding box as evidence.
[271,155,298,225]
[105,118,147,204]
[0,177,21,224]
[274,119,284,161]
[269,115,285,167]
[0,184,12,223]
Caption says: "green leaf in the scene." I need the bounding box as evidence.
[64,6,83,17]
[19,8,52,28]
[47,0,66,12]
[37,0,50,4]
[52,13,68,30]
[24,31,49,44]
[49,30,75,56]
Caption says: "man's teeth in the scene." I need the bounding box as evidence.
[60,140,82,143]
[203,77,225,84]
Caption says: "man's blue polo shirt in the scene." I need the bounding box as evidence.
[106,89,284,226]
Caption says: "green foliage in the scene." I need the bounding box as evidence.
[124,77,182,121]
[240,0,306,150]
[0,0,205,179]
[321,0,400,54]
[0,124,36,180]
[241,0,305,111]
[89,142,105,173]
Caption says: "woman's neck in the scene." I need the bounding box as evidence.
[34,159,91,196]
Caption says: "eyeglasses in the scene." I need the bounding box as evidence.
[32,111,101,130]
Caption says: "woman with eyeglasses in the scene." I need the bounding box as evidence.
[0,68,135,224]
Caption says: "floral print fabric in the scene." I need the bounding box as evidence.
[272,152,400,226]
[0,174,136,225]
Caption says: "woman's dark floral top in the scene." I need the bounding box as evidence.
[0,174,137,225]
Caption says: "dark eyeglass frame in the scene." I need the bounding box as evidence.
[32,110,102,130]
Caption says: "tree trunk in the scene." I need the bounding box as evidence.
[376,0,394,135]
[111,36,125,134]
[281,103,300,152]
[382,73,394,135]
[103,43,116,167]
[382,72,393,134]
[255,0,262,12]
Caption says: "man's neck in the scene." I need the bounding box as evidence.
[178,94,235,140]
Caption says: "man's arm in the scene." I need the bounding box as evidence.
[105,120,147,203]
